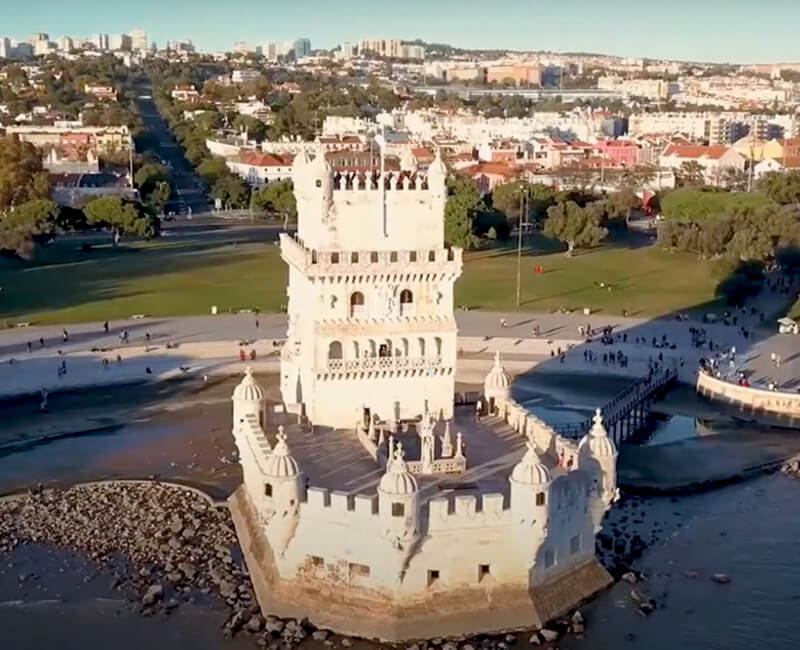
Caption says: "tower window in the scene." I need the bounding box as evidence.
[316,179,322,188]
[570,535,580,555]
[331,252,339,264]
[370,251,378,263]
[390,251,398,263]
[310,555,324,567]
[536,492,545,506]
[265,483,273,497]
[544,549,555,568]
[478,564,491,581]
[349,562,370,578]
[427,569,440,587]
[351,251,359,263]
[400,289,413,304]
[328,341,343,360]
[391,502,405,517]
[428,250,436,262]
[409,251,417,262]
[350,291,365,317]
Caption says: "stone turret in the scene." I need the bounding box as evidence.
[578,409,618,531]
[262,426,304,555]
[232,366,266,429]
[510,441,551,540]
[484,351,512,408]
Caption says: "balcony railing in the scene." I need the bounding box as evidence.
[280,233,463,276]
[327,356,443,373]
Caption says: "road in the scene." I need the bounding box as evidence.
[134,87,210,215]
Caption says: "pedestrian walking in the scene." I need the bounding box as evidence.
[103,321,109,333]
[145,332,151,343]
[62,328,69,342]
[26,341,32,353]
[255,319,260,329]
[39,337,45,348]
[475,398,483,422]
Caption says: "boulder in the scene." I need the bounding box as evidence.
[621,571,637,584]
[539,629,559,642]
[312,630,330,641]
[711,573,730,584]
[141,583,163,606]
[245,615,263,633]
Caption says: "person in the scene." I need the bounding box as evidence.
[39,337,45,348]
[239,349,246,362]
[116,354,122,362]
[475,398,483,421]
[249,349,256,361]
[40,388,48,412]
[61,360,67,375]
[500,318,507,328]
[103,321,109,333]
[62,328,69,342]
[145,332,151,343]
[26,341,32,353]
[145,366,152,375]
[255,319,260,329]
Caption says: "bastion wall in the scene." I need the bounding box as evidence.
[697,371,800,418]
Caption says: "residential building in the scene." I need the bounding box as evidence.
[232,41,252,55]
[84,84,117,101]
[171,84,200,102]
[0,37,11,59]
[57,36,74,52]
[130,28,148,51]
[226,151,295,187]
[486,64,542,86]
[358,39,423,60]
[167,40,195,53]
[593,139,640,167]
[5,125,132,153]
[597,77,679,101]
[340,41,357,59]
[463,161,520,193]
[91,34,109,51]
[659,144,746,185]
[754,156,800,179]
[231,69,262,84]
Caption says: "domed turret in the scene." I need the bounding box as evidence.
[579,409,617,459]
[264,426,300,478]
[427,148,447,190]
[510,441,551,486]
[233,366,266,402]
[379,445,418,496]
[232,366,266,428]
[484,351,512,406]
[291,147,312,177]
[400,147,418,173]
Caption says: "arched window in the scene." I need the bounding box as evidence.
[434,336,443,357]
[328,341,343,359]
[350,291,365,317]
[352,341,360,359]
[417,337,426,357]
[400,289,414,316]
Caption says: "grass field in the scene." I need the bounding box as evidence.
[0,234,725,326]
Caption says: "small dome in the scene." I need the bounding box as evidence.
[484,351,512,392]
[579,409,617,458]
[264,426,300,478]
[291,147,312,174]
[379,444,418,496]
[510,441,551,485]
[233,366,266,402]
[400,147,418,172]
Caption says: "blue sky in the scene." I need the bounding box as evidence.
[4,0,799,63]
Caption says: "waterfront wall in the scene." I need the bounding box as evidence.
[696,371,800,418]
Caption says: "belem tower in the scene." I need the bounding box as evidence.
[228,147,619,641]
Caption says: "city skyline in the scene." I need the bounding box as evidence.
[2,0,800,64]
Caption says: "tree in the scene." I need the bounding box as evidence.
[233,115,268,143]
[544,201,608,256]
[444,174,482,249]
[84,197,159,245]
[134,162,171,194]
[720,167,748,192]
[212,174,251,209]
[491,180,531,228]
[675,160,706,187]
[757,170,800,205]
[0,199,59,258]
[250,180,297,229]
[196,157,230,187]
[0,135,52,211]
[146,180,172,214]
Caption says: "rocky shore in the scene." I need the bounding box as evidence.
[0,481,614,648]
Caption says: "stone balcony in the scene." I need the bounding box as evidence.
[280,233,463,278]
[326,355,443,373]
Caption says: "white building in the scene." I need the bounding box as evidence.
[109,34,132,51]
[226,151,294,187]
[130,28,148,51]
[231,69,262,84]
[91,34,109,51]
[659,144,746,185]
[279,149,457,426]
[228,150,618,639]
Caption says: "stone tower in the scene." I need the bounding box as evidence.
[279,146,463,428]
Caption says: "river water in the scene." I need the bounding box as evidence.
[1,374,799,649]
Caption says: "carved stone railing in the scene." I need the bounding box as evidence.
[327,356,442,373]
[280,233,463,277]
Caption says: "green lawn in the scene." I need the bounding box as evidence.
[0,239,288,326]
[456,239,722,317]
[0,235,724,326]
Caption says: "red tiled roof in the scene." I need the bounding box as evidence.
[237,152,294,167]
[662,145,731,160]
[461,162,520,178]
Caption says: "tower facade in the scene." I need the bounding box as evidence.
[279,148,462,428]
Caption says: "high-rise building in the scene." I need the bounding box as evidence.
[293,37,311,59]
[109,34,132,51]
[167,40,195,54]
[340,41,357,59]
[57,36,74,52]
[358,39,423,60]
[130,28,148,51]
[0,37,11,59]
[232,41,252,55]
[92,34,109,51]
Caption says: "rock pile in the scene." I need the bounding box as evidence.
[0,482,258,626]
[781,458,800,477]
